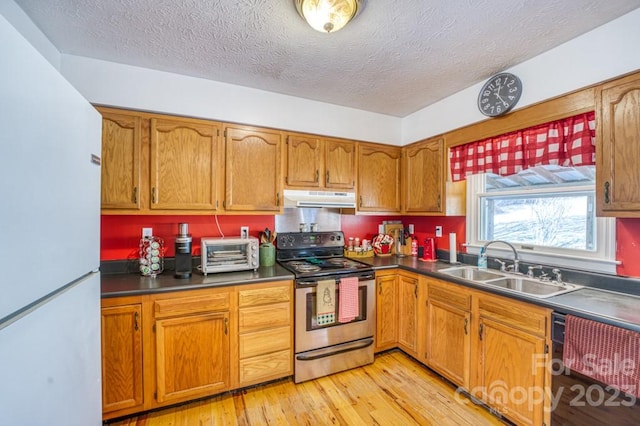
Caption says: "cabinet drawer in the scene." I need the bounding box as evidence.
[478,294,548,336]
[239,303,290,332]
[238,283,291,307]
[428,280,471,311]
[154,292,230,318]
[239,349,292,384]
[239,326,291,359]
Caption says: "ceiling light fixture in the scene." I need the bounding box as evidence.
[295,0,365,33]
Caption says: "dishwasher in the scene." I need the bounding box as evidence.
[550,312,640,425]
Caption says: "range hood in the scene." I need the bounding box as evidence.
[283,189,356,208]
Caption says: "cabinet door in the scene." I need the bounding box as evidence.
[397,274,418,355]
[477,317,546,426]
[357,143,401,212]
[403,138,444,213]
[375,274,397,352]
[325,138,355,189]
[224,126,283,212]
[155,311,230,404]
[100,110,143,210]
[150,117,221,210]
[286,134,322,188]
[597,73,640,216]
[426,299,470,388]
[101,304,143,415]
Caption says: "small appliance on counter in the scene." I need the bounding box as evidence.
[174,223,192,278]
[200,237,259,275]
[421,237,436,262]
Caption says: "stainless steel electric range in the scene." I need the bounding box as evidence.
[276,231,376,383]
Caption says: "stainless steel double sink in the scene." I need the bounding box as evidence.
[438,265,582,298]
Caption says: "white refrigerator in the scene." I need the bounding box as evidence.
[0,14,102,426]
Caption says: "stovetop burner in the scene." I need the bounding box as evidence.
[278,256,372,278]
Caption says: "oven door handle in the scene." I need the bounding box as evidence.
[296,273,375,287]
[296,338,374,361]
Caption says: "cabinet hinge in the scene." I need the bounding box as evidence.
[154,391,157,400]
[224,129,227,138]
[544,343,549,354]
[216,128,220,137]
[152,324,156,333]
[285,176,289,185]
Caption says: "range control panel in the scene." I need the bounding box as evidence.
[277,231,344,249]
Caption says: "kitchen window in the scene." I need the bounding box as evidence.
[466,165,618,274]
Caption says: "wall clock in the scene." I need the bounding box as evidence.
[477,73,522,117]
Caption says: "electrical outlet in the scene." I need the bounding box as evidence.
[142,227,153,238]
[240,226,249,239]
[435,226,442,237]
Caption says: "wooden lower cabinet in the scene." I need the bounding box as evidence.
[101,298,144,419]
[475,293,551,426]
[237,281,293,387]
[152,291,231,405]
[101,280,294,420]
[397,271,419,357]
[375,270,398,352]
[424,278,471,390]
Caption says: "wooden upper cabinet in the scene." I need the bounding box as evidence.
[357,143,401,213]
[403,138,444,214]
[596,71,640,216]
[285,134,355,190]
[99,108,144,210]
[325,138,355,189]
[224,125,283,213]
[150,117,221,211]
[286,134,322,188]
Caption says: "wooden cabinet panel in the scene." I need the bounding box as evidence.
[325,138,355,189]
[357,143,401,213]
[238,303,290,332]
[99,109,143,210]
[239,349,291,384]
[426,299,470,388]
[478,295,546,337]
[597,72,640,216]
[155,311,230,404]
[403,138,444,214]
[375,273,397,352]
[224,126,283,212]
[238,283,291,307]
[286,134,322,188]
[239,326,291,358]
[154,293,230,319]
[237,281,294,387]
[150,117,221,210]
[397,273,418,355]
[101,303,144,416]
[477,317,546,426]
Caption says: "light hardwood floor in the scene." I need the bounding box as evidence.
[107,350,504,425]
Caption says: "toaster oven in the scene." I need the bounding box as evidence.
[200,237,259,275]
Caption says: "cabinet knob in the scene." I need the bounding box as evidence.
[134,312,139,331]
[604,181,610,204]
[133,187,138,204]
[315,169,319,183]
[479,323,484,341]
[151,187,157,204]
[464,318,468,335]
[326,170,330,185]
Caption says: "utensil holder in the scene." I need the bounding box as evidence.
[259,243,275,267]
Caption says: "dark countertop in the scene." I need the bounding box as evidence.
[101,255,640,333]
[101,264,294,298]
[358,256,640,333]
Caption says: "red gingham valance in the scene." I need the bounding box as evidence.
[449,111,596,182]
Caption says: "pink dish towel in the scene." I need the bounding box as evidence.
[338,277,359,323]
[564,314,640,398]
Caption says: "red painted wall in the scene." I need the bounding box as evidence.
[101,215,274,260]
[101,214,640,278]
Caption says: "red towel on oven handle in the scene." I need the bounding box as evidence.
[563,314,640,398]
[338,277,359,323]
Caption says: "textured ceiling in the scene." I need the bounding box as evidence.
[14,0,640,117]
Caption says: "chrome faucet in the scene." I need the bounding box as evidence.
[482,240,520,274]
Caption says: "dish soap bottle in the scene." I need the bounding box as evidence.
[477,246,487,270]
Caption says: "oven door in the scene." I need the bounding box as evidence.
[295,274,375,353]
